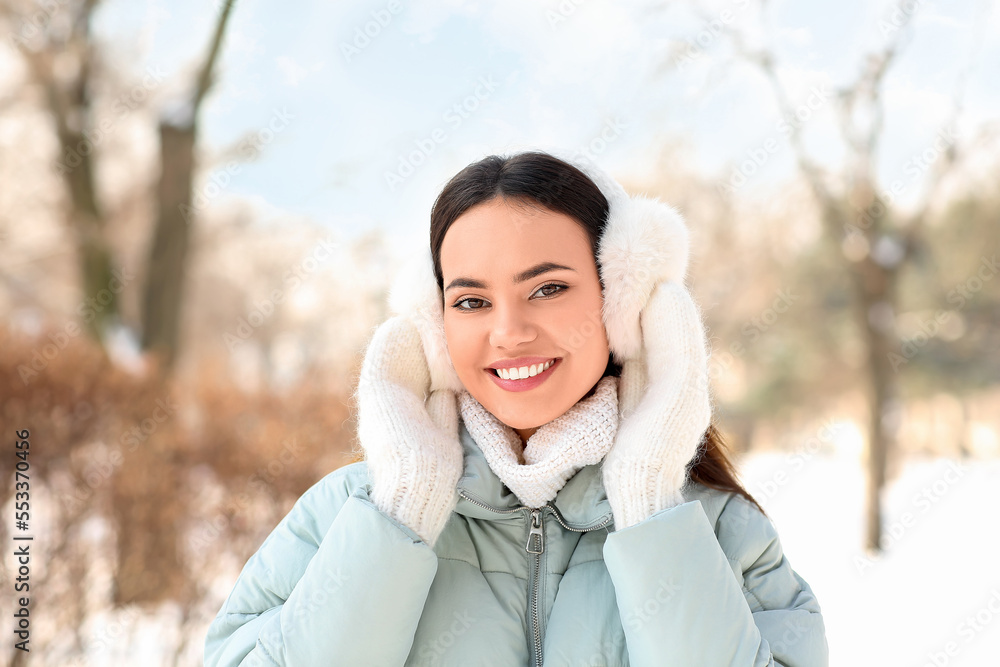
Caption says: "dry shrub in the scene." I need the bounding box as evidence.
[0,324,357,611]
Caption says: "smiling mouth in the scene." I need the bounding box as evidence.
[489,358,559,380]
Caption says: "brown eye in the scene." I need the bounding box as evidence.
[534,284,567,298]
[453,297,487,311]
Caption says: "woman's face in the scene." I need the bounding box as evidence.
[440,197,611,444]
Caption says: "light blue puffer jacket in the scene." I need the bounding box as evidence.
[204,416,828,666]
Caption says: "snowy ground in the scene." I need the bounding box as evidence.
[54,452,1000,666]
[739,451,1000,667]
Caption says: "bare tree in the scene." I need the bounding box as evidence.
[110,0,240,591]
[4,0,118,344]
[140,0,237,373]
[3,0,235,373]
[679,0,993,551]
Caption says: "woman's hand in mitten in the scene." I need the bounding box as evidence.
[601,280,713,530]
[355,315,465,547]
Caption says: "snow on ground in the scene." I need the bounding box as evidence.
[61,451,1000,665]
[739,450,1000,667]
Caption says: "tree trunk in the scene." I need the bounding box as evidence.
[858,283,896,552]
[140,123,196,372]
[823,185,900,553]
[848,238,901,553]
[118,0,236,607]
[59,125,119,343]
[139,0,236,374]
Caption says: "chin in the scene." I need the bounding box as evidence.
[482,400,538,429]
[496,393,573,430]
[467,391,538,428]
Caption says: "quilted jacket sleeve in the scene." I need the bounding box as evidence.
[602,493,828,666]
[203,465,440,666]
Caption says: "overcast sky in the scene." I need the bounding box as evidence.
[92,0,1000,254]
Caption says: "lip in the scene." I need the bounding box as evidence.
[485,358,561,393]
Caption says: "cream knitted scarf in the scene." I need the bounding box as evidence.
[456,375,619,508]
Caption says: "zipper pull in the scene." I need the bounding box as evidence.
[525,509,544,555]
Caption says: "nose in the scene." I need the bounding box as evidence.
[488,299,537,350]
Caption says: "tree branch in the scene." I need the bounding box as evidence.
[192,0,236,114]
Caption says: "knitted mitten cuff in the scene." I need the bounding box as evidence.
[601,281,712,530]
[356,316,465,547]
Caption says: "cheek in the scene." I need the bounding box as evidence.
[562,295,608,350]
[443,317,477,373]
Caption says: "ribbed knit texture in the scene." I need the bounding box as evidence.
[355,316,465,548]
[457,376,619,508]
[600,280,713,529]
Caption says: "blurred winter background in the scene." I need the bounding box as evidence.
[1,0,998,664]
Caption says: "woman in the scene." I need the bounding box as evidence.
[204,150,828,666]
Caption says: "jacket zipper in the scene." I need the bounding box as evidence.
[526,508,544,667]
[457,490,612,667]
[543,500,614,533]
[457,491,544,665]
[456,489,528,516]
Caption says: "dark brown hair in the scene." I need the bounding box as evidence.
[429,150,765,517]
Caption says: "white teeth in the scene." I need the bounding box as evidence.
[496,359,554,380]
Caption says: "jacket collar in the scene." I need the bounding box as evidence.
[454,418,614,530]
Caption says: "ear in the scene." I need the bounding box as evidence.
[388,247,465,393]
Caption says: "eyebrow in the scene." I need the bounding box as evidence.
[444,262,577,292]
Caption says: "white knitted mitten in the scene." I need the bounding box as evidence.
[601,280,713,530]
[355,315,465,547]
